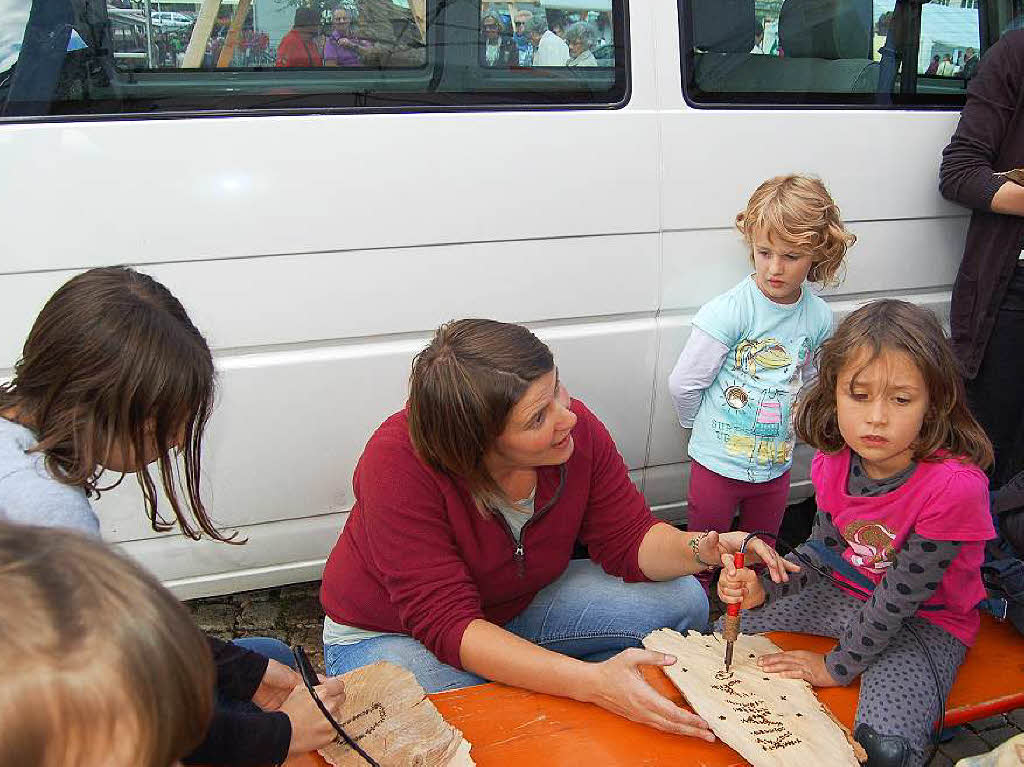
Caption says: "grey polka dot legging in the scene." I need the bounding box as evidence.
[721,578,966,766]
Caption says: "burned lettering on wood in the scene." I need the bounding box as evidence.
[756,732,802,750]
[341,702,387,744]
[720,683,801,752]
[711,678,751,698]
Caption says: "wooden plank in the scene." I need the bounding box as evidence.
[216,0,252,68]
[316,662,473,766]
[644,629,864,767]
[182,0,221,69]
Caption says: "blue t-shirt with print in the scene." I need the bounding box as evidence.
[687,276,832,483]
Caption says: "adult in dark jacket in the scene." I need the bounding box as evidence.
[940,30,1024,487]
[480,11,518,67]
[320,318,795,740]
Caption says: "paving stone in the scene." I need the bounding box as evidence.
[280,582,321,600]
[190,602,237,633]
[287,623,325,651]
[284,596,324,626]
[967,714,1008,732]
[1008,709,1024,730]
[237,600,282,631]
[939,732,992,762]
[979,725,1019,749]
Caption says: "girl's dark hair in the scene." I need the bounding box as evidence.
[0,523,214,767]
[0,267,235,542]
[408,319,554,510]
[796,299,993,469]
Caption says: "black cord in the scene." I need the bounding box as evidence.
[292,645,380,767]
[739,530,947,741]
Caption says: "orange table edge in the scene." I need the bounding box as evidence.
[287,615,1024,767]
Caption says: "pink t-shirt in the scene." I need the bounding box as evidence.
[812,449,994,646]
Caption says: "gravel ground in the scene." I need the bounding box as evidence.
[185,581,1022,764]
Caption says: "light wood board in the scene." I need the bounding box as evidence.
[319,661,474,767]
[643,629,865,767]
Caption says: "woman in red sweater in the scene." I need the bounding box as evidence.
[320,319,796,738]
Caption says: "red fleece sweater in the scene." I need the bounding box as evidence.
[320,399,660,669]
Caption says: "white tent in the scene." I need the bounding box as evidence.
[511,0,613,11]
[918,3,981,72]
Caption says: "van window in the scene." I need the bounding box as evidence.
[0,0,626,119]
[681,0,1014,107]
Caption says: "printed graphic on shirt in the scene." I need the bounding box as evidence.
[734,337,792,378]
[842,520,897,572]
[706,336,810,482]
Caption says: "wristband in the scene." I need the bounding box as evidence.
[689,530,721,571]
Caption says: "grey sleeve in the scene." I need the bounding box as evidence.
[758,509,844,605]
[0,465,100,537]
[667,327,729,429]
[824,534,962,685]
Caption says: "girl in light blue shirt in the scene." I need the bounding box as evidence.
[668,175,856,591]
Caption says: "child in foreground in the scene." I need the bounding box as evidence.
[718,300,995,767]
[0,523,213,767]
[669,175,856,591]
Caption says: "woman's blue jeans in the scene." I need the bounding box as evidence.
[324,558,709,693]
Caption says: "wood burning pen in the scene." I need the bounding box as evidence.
[722,550,745,672]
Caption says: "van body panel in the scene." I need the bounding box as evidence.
[1,112,661,273]
[0,0,986,596]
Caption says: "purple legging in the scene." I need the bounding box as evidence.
[687,460,790,592]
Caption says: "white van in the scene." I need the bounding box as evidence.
[0,0,1010,598]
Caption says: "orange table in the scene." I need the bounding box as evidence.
[288,615,1024,767]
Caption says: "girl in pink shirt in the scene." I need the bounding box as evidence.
[718,300,995,767]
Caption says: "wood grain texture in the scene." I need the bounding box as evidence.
[643,629,864,767]
[318,662,474,766]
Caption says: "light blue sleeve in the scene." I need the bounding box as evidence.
[691,289,748,349]
[0,464,100,537]
[811,295,834,348]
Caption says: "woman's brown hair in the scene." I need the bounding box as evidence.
[0,523,214,767]
[735,174,856,288]
[408,319,554,509]
[796,299,993,469]
[0,266,235,542]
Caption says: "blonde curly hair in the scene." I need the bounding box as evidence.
[735,175,856,288]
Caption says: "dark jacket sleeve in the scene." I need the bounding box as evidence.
[207,635,269,701]
[183,707,291,766]
[939,35,1023,210]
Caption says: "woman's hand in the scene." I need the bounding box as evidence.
[582,648,716,741]
[252,658,303,711]
[757,651,841,687]
[717,565,766,611]
[715,531,800,584]
[281,676,348,755]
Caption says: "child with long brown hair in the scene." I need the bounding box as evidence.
[0,265,224,541]
[0,266,346,766]
[669,174,856,591]
[718,300,995,767]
